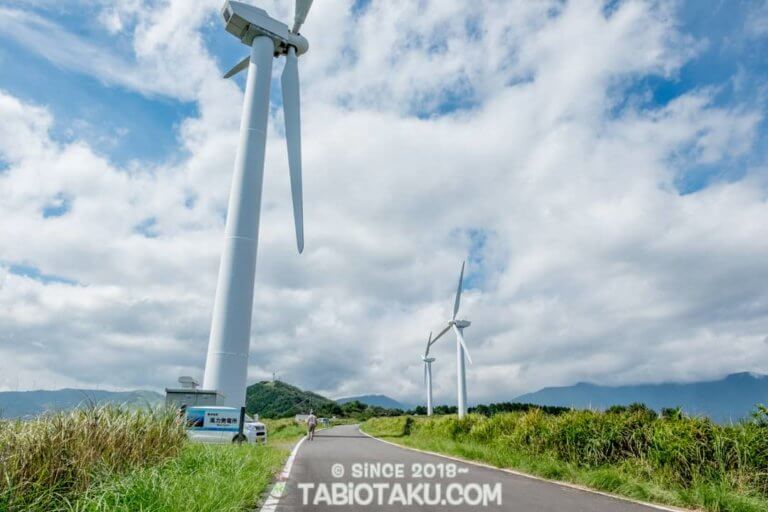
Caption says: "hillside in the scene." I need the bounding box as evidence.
[515,372,768,423]
[0,389,162,419]
[336,394,412,411]
[245,380,339,419]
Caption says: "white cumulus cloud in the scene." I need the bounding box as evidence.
[0,0,767,406]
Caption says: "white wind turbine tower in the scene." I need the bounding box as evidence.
[422,332,436,416]
[430,262,473,418]
[203,0,314,407]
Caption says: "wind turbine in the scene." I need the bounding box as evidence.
[430,262,472,418]
[203,0,314,407]
[422,332,436,416]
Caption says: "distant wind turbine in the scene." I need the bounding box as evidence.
[422,332,436,416]
[429,262,472,418]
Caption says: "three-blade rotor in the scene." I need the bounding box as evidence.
[428,261,472,363]
[222,0,313,254]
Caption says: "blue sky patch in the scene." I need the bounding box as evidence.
[8,263,78,286]
[0,4,197,168]
[134,217,159,238]
[351,0,372,18]
[42,193,72,218]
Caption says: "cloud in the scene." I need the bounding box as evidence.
[747,0,768,37]
[0,0,767,407]
[0,2,221,100]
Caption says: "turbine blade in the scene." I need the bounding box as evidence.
[452,324,472,364]
[424,331,433,357]
[223,55,250,79]
[431,325,451,345]
[452,261,465,320]
[423,362,427,385]
[281,47,304,253]
[292,0,314,33]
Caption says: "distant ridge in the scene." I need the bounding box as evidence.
[246,380,337,418]
[514,372,768,423]
[336,394,412,411]
[245,383,414,418]
[0,388,163,419]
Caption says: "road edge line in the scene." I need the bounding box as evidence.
[357,426,692,512]
[259,434,307,512]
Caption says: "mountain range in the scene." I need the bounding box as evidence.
[4,372,765,422]
[0,389,162,419]
[514,372,768,423]
[336,394,413,411]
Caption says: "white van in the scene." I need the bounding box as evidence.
[185,406,267,444]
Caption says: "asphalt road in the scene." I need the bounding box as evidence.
[272,424,674,511]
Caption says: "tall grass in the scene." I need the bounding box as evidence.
[263,418,307,441]
[69,442,287,512]
[362,407,768,512]
[0,405,186,511]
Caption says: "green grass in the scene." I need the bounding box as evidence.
[263,418,307,441]
[0,406,306,512]
[1,406,186,511]
[68,442,287,512]
[361,410,768,512]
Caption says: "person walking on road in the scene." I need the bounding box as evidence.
[307,410,317,441]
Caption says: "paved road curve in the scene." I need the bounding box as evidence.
[272,424,675,511]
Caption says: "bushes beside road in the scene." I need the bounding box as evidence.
[362,405,768,512]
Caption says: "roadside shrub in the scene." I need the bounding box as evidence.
[363,405,768,500]
[361,416,411,437]
[506,409,550,454]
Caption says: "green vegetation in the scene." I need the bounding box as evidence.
[0,406,301,512]
[71,442,287,511]
[470,401,570,416]
[246,380,338,418]
[263,417,310,440]
[334,400,408,420]
[362,405,768,512]
[245,380,407,419]
[0,405,186,511]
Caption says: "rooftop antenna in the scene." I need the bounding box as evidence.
[203,1,314,407]
[178,376,199,390]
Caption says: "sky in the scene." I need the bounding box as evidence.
[0,0,767,406]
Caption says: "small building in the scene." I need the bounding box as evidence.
[165,376,223,409]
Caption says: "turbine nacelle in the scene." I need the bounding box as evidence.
[451,319,471,329]
[222,1,309,55]
[422,356,436,363]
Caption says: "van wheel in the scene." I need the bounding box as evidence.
[233,433,247,444]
